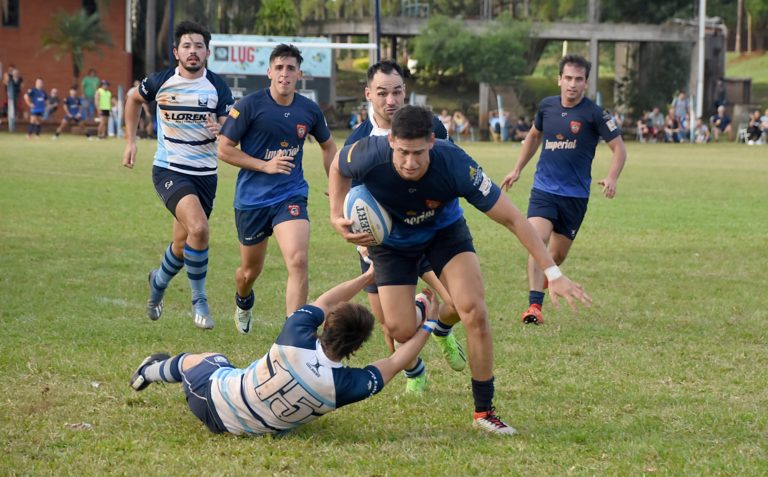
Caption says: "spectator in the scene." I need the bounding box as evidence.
[760,108,768,139]
[746,109,763,145]
[3,66,23,119]
[672,91,689,123]
[713,78,727,110]
[649,107,665,142]
[489,110,501,142]
[451,110,471,142]
[711,105,732,142]
[663,108,682,143]
[612,109,625,129]
[438,108,453,134]
[44,88,60,120]
[679,112,691,142]
[694,117,710,144]
[513,116,530,141]
[81,68,99,121]
[95,80,112,139]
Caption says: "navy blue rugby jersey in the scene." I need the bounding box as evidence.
[139,67,234,176]
[338,136,501,248]
[220,89,332,210]
[209,304,384,436]
[27,88,48,114]
[344,112,449,146]
[532,96,621,198]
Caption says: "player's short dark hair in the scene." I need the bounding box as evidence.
[367,60,405,83]
[174,21,211,49]
[320,303,374,361]
[270,44,303,66]
[391,105,433,140]
[559,54,591,79]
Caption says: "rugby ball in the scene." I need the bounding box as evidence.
[343,185,392,245]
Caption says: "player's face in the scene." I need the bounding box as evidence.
[389,134,435,181]
[558,64,587,105]
[268,57,302,97]
[365,71,405,127]
[174,33,209,74]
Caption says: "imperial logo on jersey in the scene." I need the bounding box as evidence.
[544,138,578,151]
[264,145,300,160]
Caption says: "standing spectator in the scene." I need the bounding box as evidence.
[95,80,112,139]
[672,91,689,123]
[693,117,710,144]
[3,66,23,120]
[501,54,626,325]
[438,108,452,135]
[54,87,84,139]
[217,43,337,332]
[44,88,60,120]
[452,110,471,142]
[711,105,732,142]
[24,78,47,139]
[81,68,99,121]
[122,20,234,329]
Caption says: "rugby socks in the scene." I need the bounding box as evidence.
[529,290,545,307]
[154,244,184,289]
[35,124,42,136]
[27,123,34,136]
[141,353,186,383]
[184,244,208,305]
[471,376,495,413]
[433,320,454,338]
[236,291,254,310]
[403,357,426,379]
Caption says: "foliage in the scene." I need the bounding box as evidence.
[255,0,298,35]
[2,135,768,475]
[412,14,530,86]
[41,9,114,81]
[599,0,692,23]
[625,42,690,117]
[745,0,768,49]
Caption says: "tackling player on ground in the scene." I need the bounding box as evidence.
[123,21,234,329]
[329,105,592,434]
[501,54,627,324]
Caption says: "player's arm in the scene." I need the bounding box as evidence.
[217,136,295,175]
[318,137,337,176]
[328,149,373,245]
[501,125,542,190]
[597,136,627,199]
[369,290,438,385]
[122,87,146,169]
[485,194,592,311]
[24,90,33,108]
[311,267,375,316]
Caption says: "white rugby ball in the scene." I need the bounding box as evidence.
[343,185,392,245]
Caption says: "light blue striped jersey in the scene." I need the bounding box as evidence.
[139,67,234,176]
[209,305,383,436]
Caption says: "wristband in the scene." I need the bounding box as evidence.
[544,265,563,282]
[421,320,437,333]
[420,325,434,334]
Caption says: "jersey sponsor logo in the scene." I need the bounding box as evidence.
[198,94,208,107]
[479,174,492,197]
[404,209,435,225]
[264,145,300,160]
[140,80,149,95]
[425,199,441,209]
[470,165,485,186]
[408,188,417,193]
[570,121,581,134]
[163,112,208,122]
[214,355,228,363]
[296,124,307,139]
[544,138,578,151]
[288,204,300,216]
[606,119,617,132]
[164,180,174,190]
[229,107,240,119]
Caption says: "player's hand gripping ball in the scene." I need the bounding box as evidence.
[343,185,392,245]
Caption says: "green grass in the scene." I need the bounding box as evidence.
[1,133,768,475]
[727,51,768,106]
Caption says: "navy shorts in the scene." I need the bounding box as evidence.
[152,166,217,218]
[359,252,433,294]
[182,354,233,434]
[527,188,588,241]
[368,218,474,287]
[235,196,308,246]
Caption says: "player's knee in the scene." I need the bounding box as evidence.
[386,321,418,343]
[455,301,489,332]
[285,250,308,274]
[187,221,209,243]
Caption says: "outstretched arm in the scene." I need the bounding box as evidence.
[312,267,375,316]
[501,125,542,190]
[485,194,592,311]
[596,136,627,199]
[370,290,438,385]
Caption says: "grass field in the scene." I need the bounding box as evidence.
[1,133,767,476]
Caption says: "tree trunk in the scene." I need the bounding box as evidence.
[736,0,743,54]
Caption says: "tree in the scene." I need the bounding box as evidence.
[745,0,768,50]
[41,9,113,83]
[256,0,298,35]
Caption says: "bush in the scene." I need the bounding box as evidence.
[352,57,369,72]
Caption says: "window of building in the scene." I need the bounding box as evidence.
[2,0,19,27]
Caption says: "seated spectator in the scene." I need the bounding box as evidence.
[694,117,710,144]
[452,110,472,142]
[761,108,768,138]
[710,105,733,142]
[438,109,452,135]
[649,106,665,142]
[635,110,651,143]
[663,108,682,143]
[513,116,530,141]
[44,88,60,120]
[679,112,691,142]
[746,109,763,145]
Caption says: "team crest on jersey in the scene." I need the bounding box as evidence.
[198,95,208,107]
[556,133,565,140]
[425,199,441,209]
[229,108,240,119]
[288,204,300,216]
[296,124,308,139]
[570,121,581,134]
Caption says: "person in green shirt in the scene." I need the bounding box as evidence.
[81,69,100,121]
[95,80,112,139]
